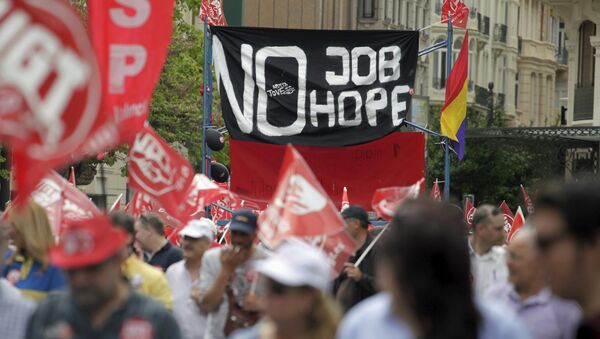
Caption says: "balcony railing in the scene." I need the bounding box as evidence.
[494,24,507,43]
[574,86,594,121]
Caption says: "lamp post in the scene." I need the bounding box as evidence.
[487,81,494,128]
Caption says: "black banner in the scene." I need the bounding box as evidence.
[212,26,419,146]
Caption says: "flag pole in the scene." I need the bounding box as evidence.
[201,21,213,177]
[443,14,453,202]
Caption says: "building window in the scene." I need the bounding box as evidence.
[469,39,475,91]
[362,0,375,19]
[453,38,463,64]
[578,20,596,88]
[501,56,507,94]
[433,38,447,89]
[531,73,538,120]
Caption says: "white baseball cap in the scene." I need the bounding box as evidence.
[179,218,216,240]
[254,238,332,291]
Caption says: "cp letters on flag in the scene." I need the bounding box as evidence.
[212,27,419,146]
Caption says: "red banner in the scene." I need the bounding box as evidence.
[30,171,102,234]
[1,0,118,203]
[258,146,357,275]
[128,126,194,222]
[371,179,424,220]
[88,0,175,142]
[464,198,475,229]
[520,184,534,215]
[230,132,425,210]
[499,200,514,232]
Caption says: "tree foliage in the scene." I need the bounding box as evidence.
[426,106,564,208]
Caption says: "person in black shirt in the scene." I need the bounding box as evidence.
[135,213,183,271]
[25,214,181,339]
[333,205,378,312]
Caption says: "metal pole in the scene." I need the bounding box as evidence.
[443,14,453,201]
[201,22,213,176]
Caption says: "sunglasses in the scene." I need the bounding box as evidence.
[536,232,570,252]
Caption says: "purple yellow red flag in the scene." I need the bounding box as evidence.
[440,32,469,160]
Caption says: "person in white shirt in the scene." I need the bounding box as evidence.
[469,204,509,295]
[166,218,216,339]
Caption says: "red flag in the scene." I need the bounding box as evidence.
[371,179,424,220]
[507,207,526,242]
[2,0,118,204]
[464,198,475,229]
[128,126,194,222]
[88,0,175,142]
[110,193,123,212]
[200,0,227,26]
[258,146,358,275]
[341,187,350,212]
[430,179,442,201]
[68,167,76,186]
[30,171,102,235]
[499,200,515,232]
[441,0,470,28]
[520,184,534,215]
[127,191,155,216]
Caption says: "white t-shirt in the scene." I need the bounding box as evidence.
[199,246,269,339]
[166,260,207,339]
[469,241,509,295]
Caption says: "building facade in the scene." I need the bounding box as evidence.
[517,0,567,127]
[543,0,598,127]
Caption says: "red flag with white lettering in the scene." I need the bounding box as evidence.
[200,0,227,26]
[1,0,118,204]
[507,206,525,242]
[126,190,155,216]
[88,0,175,142]
[30,171,102,234]
[430,179,442,201]
[520,184,535,215]
[128,126,194,222]
[259,146,358,275]
[464,198,475,229]
[371,179,424,220]
[499,200,515,232]
[441,0,470,28]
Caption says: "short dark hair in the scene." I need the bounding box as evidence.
[378,199,479,339]
[139,213,165,236]
[110,211,135,236]
[471,204,502,230]
[536,180,600,244]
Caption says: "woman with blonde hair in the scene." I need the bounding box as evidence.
[2,200,67,300]
[231,239,341,339]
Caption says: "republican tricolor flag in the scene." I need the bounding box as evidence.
[440,33,469,160]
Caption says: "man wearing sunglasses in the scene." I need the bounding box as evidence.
[198,209,269,339]
[25,215,181,339]
[533,182,600,338]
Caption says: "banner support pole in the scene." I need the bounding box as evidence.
[201,22,213,177]
[443,15,453,202]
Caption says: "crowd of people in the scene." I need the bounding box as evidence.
[0,180,599,339]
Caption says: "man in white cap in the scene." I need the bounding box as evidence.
[166,218,216,339]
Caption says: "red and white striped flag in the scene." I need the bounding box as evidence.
[110,193,123,212]
[507,207,526,242]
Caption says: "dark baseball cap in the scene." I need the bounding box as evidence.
[229,209,258,234]
[341,205,369,225]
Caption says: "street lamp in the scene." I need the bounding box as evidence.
[487,81,494,128]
